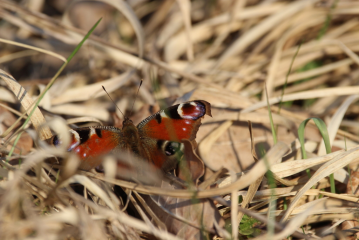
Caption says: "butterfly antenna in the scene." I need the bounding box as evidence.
[102,86,125,118]
[129,80,142,117]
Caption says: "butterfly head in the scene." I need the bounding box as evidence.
[122,117,135,129]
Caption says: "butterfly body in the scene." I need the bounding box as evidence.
[52,100,211,172]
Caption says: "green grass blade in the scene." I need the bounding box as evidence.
[298,117,335,192]
[256,143,276,237]
[277,41,302,115]
[317,0,339,40]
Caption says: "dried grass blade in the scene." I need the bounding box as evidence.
[230,172,239,240]
[274,58,353,87]
[237,176,263,224]
[254,200,325,240]
[242,86,359,113]
[216,0,316,67]
[0,49,39,64]
[51,104,110,121]
[66,117,103,125]
[0,38,66,62]
[281,146,359,222]
[318,95,359,156]
[176,0,193,61]
[133,192,167,231]
[69,192,181,240]
[163,3,286,62]
[64,175,116,210]
[63,0,144,58]
[0,88,16,103]
[51,71,133,105]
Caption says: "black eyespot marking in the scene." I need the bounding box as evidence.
[164,106,182,119]
[95,128,102,138]
[157,140,181,156]
[77,129,90,144]
[164,142,181,156]
[155,113,162,124]
[52,135,60,146]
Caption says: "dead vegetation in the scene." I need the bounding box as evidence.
[1,0,359,239]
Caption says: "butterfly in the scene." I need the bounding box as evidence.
[50,100,211,174]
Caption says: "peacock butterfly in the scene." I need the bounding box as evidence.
[50,100,211,173]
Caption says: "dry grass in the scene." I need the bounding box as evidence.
[1,0,359,239]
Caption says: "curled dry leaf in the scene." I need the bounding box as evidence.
[198,120,233,171]
[176,139,204,184]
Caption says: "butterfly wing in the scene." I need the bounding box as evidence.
[51,126,123,171]
[137,100,211,142]
[137,100,211,171]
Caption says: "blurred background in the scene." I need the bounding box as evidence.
[1,0,358,174]
[3,0,359,239]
